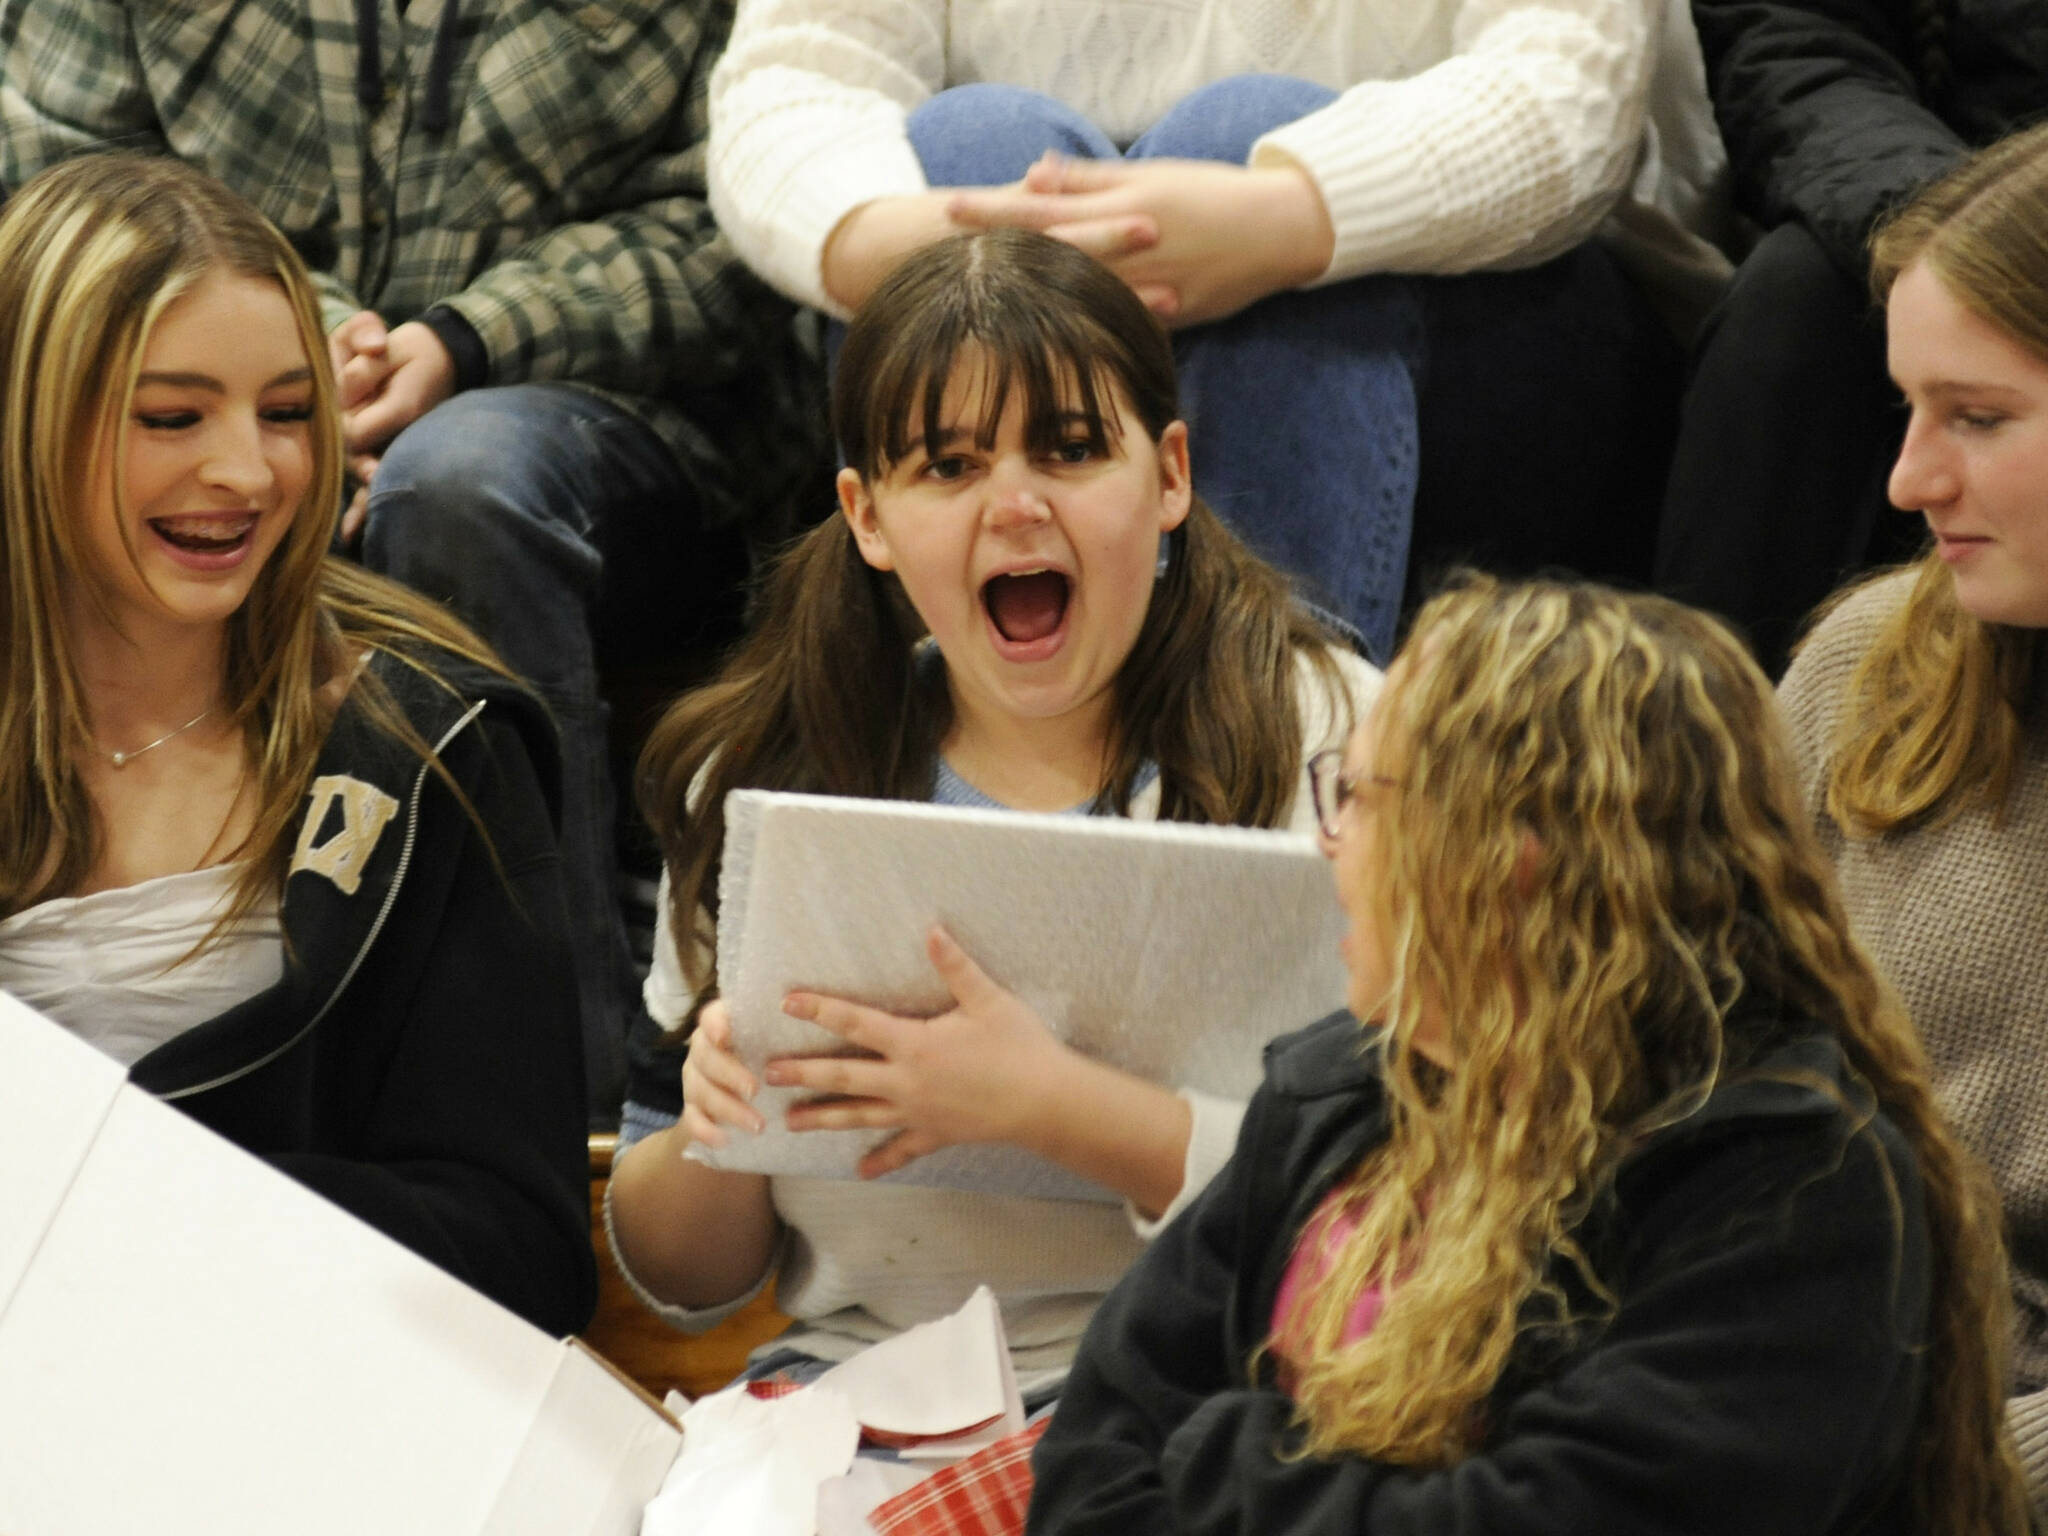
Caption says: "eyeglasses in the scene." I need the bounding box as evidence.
[1308,748,1397,841]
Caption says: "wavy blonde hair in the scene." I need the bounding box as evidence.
[1280,577,2023,1534]
[1823,119,2048,836]
[0,154,509,929]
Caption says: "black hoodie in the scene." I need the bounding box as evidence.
[127,648,596,1337]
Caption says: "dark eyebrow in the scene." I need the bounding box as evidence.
[135,366,315,392]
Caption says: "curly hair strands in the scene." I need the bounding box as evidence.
[1820,120,2048,836]
[1279,577,2024,1534]
[639,228,1349,1001]
[0,154,510,935]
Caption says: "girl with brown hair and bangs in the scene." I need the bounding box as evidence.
[606,227,1379,1389]
[0,154,593,1335]
[1031,576,2026,1535]
[1780,116,2048,1511]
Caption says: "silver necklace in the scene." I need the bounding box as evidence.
[101,705,217,768]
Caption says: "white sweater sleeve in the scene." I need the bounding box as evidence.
[708,0,948,312]
[1252,0,1661,281]
[1126,1088,1249,1239]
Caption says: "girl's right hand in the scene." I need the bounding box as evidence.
[680,1000,767,1147]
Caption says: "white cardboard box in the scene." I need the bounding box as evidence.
[0,990,680,1535]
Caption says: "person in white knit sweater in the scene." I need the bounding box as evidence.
[606,230,1379,1390]
[706,0,1731,659]
[1777,121,2048,1516]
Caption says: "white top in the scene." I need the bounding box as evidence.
[0,864,284,1068]
[610,645,1379,1380]
[707,0,1730,319]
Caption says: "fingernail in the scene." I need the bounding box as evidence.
[764,1063,793,1086]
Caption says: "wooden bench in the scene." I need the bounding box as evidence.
[579,1133,790,1402]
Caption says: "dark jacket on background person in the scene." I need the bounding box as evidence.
[1695,0,2048,277]
[1029,1010,1931,1536]
[127,650,595,1338]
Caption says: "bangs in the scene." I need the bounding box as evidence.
[833,229,1181,481]
[870,317,1121,475]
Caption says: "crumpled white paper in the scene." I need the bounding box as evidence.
[815,1459,929,1536]
[817,1284,1023,1459]
[640,1382,859,1536]
[638,1286,1024,1536]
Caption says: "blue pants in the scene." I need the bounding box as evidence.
[910,76,1680,656]
[362,383,710,1126]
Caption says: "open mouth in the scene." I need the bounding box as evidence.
[149,514,258,556]
[982,569,1071,645]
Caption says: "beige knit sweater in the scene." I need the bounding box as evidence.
[1778,571,2048,1508]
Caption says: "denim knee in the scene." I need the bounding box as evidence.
[908,83,1117,184]
[1128,74,1335,164]
[361,387,605,619]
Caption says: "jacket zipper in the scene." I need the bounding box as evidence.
[160,702,486,1100]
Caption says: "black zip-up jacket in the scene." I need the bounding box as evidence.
[125,650,595,1337]
[1696,0,2048,278]
[1030,1011,1930,1536]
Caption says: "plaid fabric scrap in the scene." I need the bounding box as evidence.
[868,1417,1052,1536]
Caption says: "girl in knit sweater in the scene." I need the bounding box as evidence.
[705,0,1731,659]
[606,228,1377,1387]
[1778,119,2048,1512]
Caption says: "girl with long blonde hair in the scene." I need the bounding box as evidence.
[1032,576,2025,1536]
[1779,115,2048,1510]
[0,154,593,1335]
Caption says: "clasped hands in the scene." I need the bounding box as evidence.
[326,310,458,541]
[828,153,1334,327]
[681,924,1070,1179]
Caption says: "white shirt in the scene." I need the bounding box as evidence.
[0,864,284,1068]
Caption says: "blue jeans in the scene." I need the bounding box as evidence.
[909,76,1422,661]
[908,77,1682,656]
[363,383,689,1126]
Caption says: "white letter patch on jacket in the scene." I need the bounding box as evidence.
[291,775,402,896]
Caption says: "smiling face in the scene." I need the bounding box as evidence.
[837,346,1192,752]
[66,270,315,650]
[1887,259,2048,627]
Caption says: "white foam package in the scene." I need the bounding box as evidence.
[0,990,679,1536]
[693,789,1349,1199]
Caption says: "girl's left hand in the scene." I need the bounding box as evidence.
[771,924,1072,1178]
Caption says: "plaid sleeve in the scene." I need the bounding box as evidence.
[315,275,366,334]
[434,0,793,397]
[441,197,795,398]
[0,0,165,190]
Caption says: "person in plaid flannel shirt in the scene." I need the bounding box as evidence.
[0,0,826,1125]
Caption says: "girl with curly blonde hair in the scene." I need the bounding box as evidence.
[1032,576,2025,1536]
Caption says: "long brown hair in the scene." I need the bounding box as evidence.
[641,229,1349,1000]
[1282,577,2023,1533]
[0,154,512,930]
[1821,120,2048,836]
